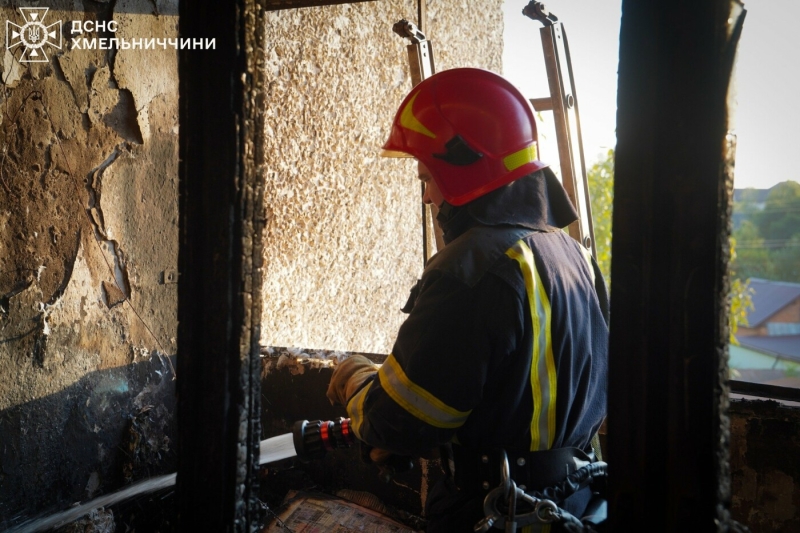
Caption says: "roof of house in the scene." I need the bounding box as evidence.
[745,278,800,327]
[737,334,800,363]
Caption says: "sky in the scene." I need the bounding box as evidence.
[502,0,800,191]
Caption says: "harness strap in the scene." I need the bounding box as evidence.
[451,444,594,495]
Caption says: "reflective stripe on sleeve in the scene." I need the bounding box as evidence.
[506,240,557,451]
[378,354,472,429]
[580,245,596,285]
[346,383,370,440]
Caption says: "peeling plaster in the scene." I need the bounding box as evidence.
[0,2,180,523]
[83,146,135,301]
[113,0,179,142]
[101,279,126,308]
[2,49,23,89]
[88,67,143,144]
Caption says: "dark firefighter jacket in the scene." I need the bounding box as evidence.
[346,167,609,463]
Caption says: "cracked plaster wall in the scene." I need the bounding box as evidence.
[0,0,506,524]
[0,0,179,524]
[259,0,504,354]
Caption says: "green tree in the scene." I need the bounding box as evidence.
[588,149,614,282]
[732,180,800,283]
[728,237,754,344]
[756,180,800,242]
[738,187,765,204]
[731,219,772,280]
[770,235,800,281]
[586,148,753,342]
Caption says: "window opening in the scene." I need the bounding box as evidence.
[506,0,800,401]
[728,0,800,399]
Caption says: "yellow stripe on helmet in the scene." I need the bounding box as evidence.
[400,93,437,139]
[503,143,538,171]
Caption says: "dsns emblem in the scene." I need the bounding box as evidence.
[6,7,62,63]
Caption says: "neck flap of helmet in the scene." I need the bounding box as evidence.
[436,167,578,245]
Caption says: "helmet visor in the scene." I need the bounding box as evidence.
[379,148,414,158]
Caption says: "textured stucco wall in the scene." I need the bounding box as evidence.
[0,1,180,526]
[260,0,504,354]
[426,0,503,73]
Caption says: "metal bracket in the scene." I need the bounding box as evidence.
[394,19,435,88]
[522,2,596,257]
[522,1,559,26]
[162,269,178,284]
[393,17,442,265]
[392,19,426,43]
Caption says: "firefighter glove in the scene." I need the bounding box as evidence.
[326,355,379,406]
[360,443,415,483]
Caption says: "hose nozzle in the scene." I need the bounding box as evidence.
[293,418,355,462]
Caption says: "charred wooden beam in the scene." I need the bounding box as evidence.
[177,1,266,530]
[608,0,745,529]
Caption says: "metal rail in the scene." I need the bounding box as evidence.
[393,19,444,265]
[523,1,596,257]
[729,380,800,403]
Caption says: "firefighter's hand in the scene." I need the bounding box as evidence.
[326,355,379,406]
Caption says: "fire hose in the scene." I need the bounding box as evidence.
[11,419,373,533]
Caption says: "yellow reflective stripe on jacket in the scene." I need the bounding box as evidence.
[580,245,596,285]
[346,384,370,440]
[506,240,557,451]
[379,354,471,429]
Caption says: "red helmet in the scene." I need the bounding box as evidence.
[381,68,548,206]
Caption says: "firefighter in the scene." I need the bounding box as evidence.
[327,68,609,531]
